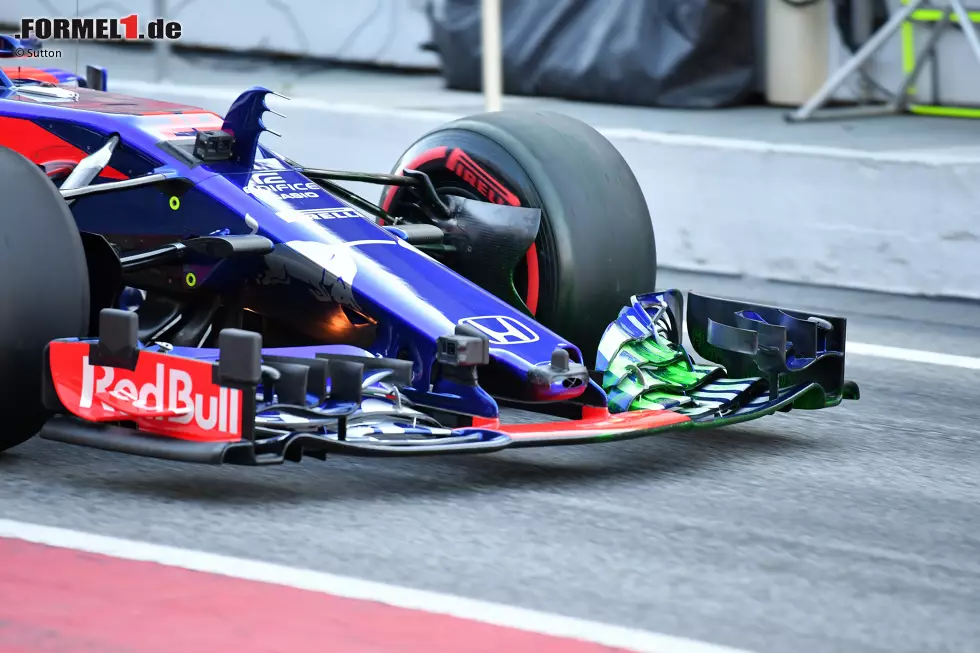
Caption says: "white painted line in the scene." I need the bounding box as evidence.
[596,128,980,166]
[0,518,754,653]
[848,342,980,370]
[109,79,980,166]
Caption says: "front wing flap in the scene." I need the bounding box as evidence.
[595,290,860,424]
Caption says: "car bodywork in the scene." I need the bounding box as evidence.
[1,51,859,464]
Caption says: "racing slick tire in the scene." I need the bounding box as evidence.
[381,111,655,365]
[0,145,90,452]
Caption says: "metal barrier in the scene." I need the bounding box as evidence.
[789,0,980,121]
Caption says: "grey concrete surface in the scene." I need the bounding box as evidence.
[2,276,980,653]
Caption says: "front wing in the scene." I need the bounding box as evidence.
[38,291,859,465]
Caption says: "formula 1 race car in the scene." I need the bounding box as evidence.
[0,45,858,464]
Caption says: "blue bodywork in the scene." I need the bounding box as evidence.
[0,76,592,421]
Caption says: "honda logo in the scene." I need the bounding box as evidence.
[458,316,540,345]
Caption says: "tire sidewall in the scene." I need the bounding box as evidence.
[0,146,89,450]
[382,112,656,365]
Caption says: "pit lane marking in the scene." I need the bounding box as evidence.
[0,518,754,653]
[847,342,980,371]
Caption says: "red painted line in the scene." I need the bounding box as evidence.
[0,537,630,653]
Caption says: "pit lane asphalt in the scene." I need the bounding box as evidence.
[3,61,980,652]
[3,274,979,653]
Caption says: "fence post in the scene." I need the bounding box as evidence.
[481,0,503,111]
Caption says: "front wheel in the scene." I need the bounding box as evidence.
[0,146,90,452]
[381,110,656,365]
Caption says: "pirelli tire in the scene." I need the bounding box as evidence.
[0,145,90,452]
[381,110,656,366]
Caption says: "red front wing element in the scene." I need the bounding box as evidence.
[48,341,243,443]
[475,406,692,446]
[40,312,698,465]
[47,339,693,453]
